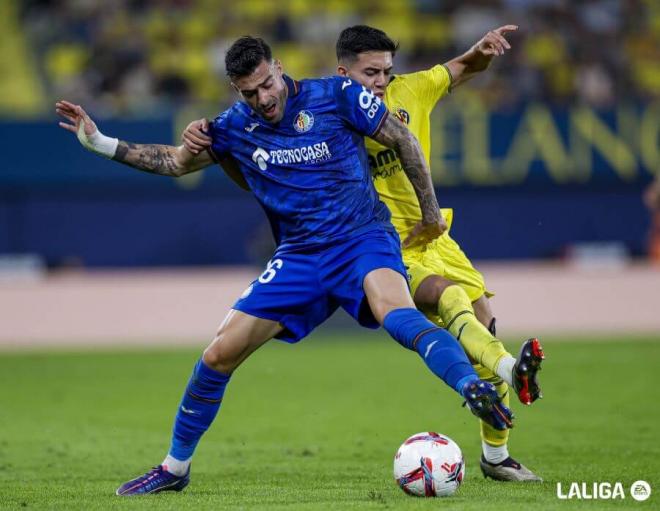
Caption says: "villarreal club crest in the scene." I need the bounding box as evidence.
[394,107,410,124]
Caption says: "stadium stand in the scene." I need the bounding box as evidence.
[9,0,659,117]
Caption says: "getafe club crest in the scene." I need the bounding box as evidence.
[294,110,314,133]
[394,107,410,124]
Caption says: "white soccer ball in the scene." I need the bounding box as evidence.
[393,431,465,497]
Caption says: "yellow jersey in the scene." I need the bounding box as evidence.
[365,64,451,239]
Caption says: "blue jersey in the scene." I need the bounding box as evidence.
[209,75,393,250]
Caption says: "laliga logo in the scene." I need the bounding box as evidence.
[556,480,651,501]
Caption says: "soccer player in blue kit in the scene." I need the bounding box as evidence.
[56,36,512,496]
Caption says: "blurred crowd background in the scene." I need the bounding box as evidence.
[0,0,658,269]
[5,0,660,117]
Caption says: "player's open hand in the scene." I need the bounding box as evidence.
[55,100,98,137]
[182,118,212,155]
[402,217,448,249]
[474,25,518,57]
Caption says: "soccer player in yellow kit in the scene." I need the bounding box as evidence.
[181,25,544,481]
[333,25,544,482]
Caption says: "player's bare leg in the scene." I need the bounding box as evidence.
[363,267,416,323]
[472,295,495,334]
[116,311,281,496]
[363,268,513,431]
[202,309,282,373]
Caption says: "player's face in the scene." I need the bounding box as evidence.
[232,59,288,123]
[337,51,393,99]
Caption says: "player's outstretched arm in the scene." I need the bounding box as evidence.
[55,100,213,177]
[444,25,517,89]
[371,114,447,246]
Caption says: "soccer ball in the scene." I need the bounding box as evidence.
[393,432,465,497]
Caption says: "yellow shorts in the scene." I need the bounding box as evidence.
[403,209,493,324]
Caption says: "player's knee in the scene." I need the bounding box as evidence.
[414,276,456,309]
[202,336,241,373]
[202,346,226,372]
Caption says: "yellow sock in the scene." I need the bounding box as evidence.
[438,285,509,374]
[475,363,511,447]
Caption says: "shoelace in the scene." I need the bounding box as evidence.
[462,388,513,429]
[138,466,168,490]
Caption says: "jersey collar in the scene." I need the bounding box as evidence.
[283,74,300,97]
[277,75,300,126]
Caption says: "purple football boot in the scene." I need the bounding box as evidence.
[462,380,514,430]
[116,465,190,496]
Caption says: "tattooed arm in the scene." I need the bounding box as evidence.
[55,100,212,176]
[112,140,212,176]
[370,113,446,245]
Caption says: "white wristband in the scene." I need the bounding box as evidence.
[77,122,119,159]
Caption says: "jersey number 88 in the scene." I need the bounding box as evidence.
[359,86,380,119]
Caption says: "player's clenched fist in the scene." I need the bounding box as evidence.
[402,216,448,248]
[182,118,212,155]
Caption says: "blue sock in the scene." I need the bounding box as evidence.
[169,358,231,461]
[383,308,478,394]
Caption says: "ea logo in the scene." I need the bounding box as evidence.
[630,480,651,501]
[252,147,269,171]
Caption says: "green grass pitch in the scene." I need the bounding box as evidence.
[1,334,658,510]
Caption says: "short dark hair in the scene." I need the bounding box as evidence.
[225,36,273,79]
[336,25,399,63]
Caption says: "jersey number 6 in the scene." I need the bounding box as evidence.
[259,258,283,284]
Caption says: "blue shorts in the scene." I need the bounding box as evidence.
[233,228,407,343]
